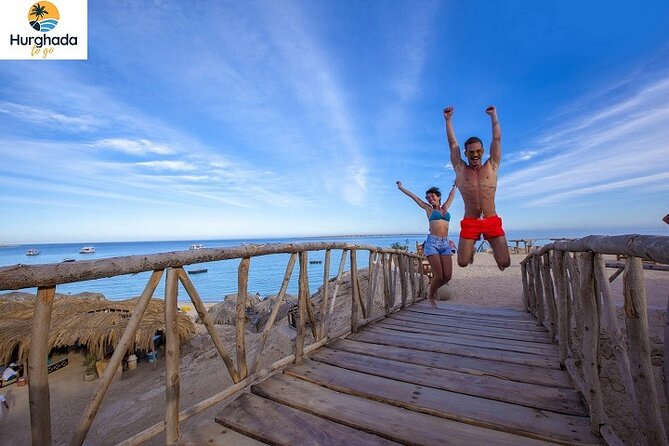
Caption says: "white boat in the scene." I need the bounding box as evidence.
[26,249,40,256]
[189,244,204,250]
[79,246,96,254]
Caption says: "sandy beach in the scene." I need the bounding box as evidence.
[0,252,667,445]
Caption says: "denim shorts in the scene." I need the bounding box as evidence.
[424,234,453,256]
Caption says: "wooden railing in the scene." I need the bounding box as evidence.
[520,234,669,446]
[0,242,425,445]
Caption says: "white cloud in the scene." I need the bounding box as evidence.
[135,160,196,171]
[92,138,176,156]
[0,101,100,131]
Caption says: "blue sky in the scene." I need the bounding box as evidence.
[2,0,669,243]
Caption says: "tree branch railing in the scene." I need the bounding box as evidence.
[520,234,669,446]
[0,242,424,446]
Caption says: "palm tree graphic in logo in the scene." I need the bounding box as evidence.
[28,2,60,33]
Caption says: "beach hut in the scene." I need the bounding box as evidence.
[0,293,195,367]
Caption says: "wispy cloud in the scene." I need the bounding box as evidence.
[0,101,101,132]
[135,160,196,171]
[500,74,669,205]
[92,138,177,156]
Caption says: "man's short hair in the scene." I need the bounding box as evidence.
[425,186,441,197]
[464,136,483,150]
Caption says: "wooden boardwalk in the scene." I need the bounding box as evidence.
[181,303,605,446]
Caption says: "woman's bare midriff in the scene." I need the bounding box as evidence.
[429,221,449,237]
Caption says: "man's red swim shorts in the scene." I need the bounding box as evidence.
[460,215,506,240]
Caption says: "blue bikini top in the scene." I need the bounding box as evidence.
[429,210,451,222]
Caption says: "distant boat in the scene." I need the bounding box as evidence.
[62,258,75,263]
[187,268,208,274]
[79,246,96,254]
[189,244,204,250]
[309,260,322,264]
[26,249,40,256]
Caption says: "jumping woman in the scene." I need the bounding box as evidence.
[396,181,457,308]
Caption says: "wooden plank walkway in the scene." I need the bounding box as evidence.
[182,302,605,445]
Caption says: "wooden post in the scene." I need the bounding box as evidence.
[72,270,164,446]
[577,252,606,434]
[382,253,391,316]
[390,254,398,309]
[295,252,308,362]
[350,249,360,333]
[398,254,408,309]
[521,262,530,312]
[592,255,638,421]
[325,250,347,336]
[28,286,55,446]
[368,252,380,316]
[177,268,240,382]
[303,255,319,340]
[418,255,425,301]
[406,256,415,305]
[532,256,545,326]
[565,253,582,351]
[319,250,331,340]
[551,251,568,368]
[236,257,250,379]
[164,268,181,444]
[540,253,557,339]
[251,253,297,373]
[623,257,669,445]
[367,251,374,313]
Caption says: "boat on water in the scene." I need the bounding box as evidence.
[26,249,40,256]
[79,246,96,254]
[62,258,75,263]
[189,244,204,250]
[187,268,208,274]
[309,260,323,264]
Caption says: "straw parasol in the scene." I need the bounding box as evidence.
[0,293,195,364]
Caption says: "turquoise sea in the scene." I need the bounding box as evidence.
[0,229,662,302]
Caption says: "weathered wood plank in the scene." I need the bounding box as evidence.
[385,314,554,343]
[408,304,537,321]
[253,373,562,446]
[390,312,552,343]
[176,420,267,446]
[215,393,401,446]
[328,338,573,388]
[284,360,602,445]
[348,328,561,369]
[310,347,586,415]
[362,325,561,361]
[401,309,549,332]
[374,320,559,356]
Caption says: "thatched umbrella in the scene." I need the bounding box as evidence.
[202,293,261,325]
[0,294,195,364]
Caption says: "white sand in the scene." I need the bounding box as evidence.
[0,253,666,444]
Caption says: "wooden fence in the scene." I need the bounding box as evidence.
[520,234,669,446]
[0,242,424,446]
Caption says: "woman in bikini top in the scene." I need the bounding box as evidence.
[396,181,457,308]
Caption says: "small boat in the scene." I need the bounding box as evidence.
[189,244,204,250]
[187,268,208,274]
[79,246,95,254]
[26,249,40,256]
[62,258,75,263]
[309,260,323,264]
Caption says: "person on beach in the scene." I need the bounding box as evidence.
[443,105,511,270]
[0,393,8,421]
[397,181,457,308]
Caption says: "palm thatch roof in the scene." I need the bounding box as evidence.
[0,293,195,364]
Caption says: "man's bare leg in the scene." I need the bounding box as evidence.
[457,238,477,268]
[487,236,511,270]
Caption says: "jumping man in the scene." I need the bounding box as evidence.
[444,105,511,270]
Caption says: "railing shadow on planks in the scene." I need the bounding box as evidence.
[520,234,669,446]
[0,242,426,446]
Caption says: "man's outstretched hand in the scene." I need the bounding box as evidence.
[485,105,497,117]
[443,106,454,120]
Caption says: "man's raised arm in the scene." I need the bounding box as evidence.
[443,107,463,169]
[486,105,501,167]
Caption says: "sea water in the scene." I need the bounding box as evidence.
[0,229,661,302]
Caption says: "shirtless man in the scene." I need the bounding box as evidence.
[443,105,511,270]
